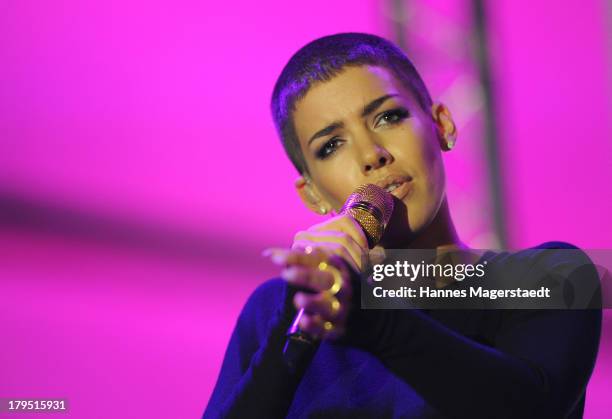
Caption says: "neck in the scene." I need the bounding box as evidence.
[372,198,482,288]
[381,197,463,250]
[410,198,462,250]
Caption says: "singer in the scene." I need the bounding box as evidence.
[203,33,601,418]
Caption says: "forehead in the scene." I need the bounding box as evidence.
[292,65,411,141]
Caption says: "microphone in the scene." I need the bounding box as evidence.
[282,184,394,371]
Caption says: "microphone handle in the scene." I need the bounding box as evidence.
[282,307,317,373]
[281,184,392,371]
[282,265,353,372]
[282,280,321,372]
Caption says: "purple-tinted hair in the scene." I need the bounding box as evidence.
[270,32,433,174]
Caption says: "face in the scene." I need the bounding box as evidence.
[292,65,455,244]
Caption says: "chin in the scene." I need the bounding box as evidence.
[380,204,420,247]
[381,196,440,247]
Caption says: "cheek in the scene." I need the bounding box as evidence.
[409,123,444,187]
[393,124,440,178]
[393,124,446,213]
[310,165,360,210]
[423,143,445,191]
[419,144,446,223]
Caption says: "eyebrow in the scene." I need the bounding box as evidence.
[307,94,399,146]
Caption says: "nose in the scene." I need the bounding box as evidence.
[364,153,389,172]
[357,135,393,174]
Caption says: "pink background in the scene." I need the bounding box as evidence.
[1,0,610,418]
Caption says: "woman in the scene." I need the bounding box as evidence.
[203,33,601,418]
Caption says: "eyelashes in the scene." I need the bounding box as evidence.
[376,107,410,127]
[314,107,410,160]
[316,137,342,159]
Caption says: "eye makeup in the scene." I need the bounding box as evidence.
[315,136,343,160]
[375,107,410,127]
[313,107,411,161]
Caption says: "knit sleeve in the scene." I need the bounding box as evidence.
[202,279,315,419]
[341,243,602,418]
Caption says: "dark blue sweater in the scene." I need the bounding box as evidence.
[203,243,601,418]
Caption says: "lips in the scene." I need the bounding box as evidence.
[375,174,414,200]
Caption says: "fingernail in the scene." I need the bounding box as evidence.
[262,248,289,265]
[282,267,298,281]
[271,253,288,265]
[262,247,282,257]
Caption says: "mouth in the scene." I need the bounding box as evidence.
[377,175,414,200]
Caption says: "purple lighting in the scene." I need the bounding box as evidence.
[0,0,610,418]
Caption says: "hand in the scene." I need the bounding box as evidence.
[266,247,354,340]
[265,214,369,340]
[291,214,369,272]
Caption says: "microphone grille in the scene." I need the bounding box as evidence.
[340,184,394,248]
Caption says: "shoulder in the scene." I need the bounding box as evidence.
[530,242,602,309]
[485,241,595,275]
[237,278,291,343]
[243,278,288,310]
[486,241,601,309]
[521,241,597,280]
[240,278,288,322]
[492,243,602,342]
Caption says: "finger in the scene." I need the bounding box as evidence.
[262,247,292,265]
[294,292,343,320]
[297,227,366,266]
[264,247,326,268]
[266,247,350,293]
[291,239,331,259]
[297,312,326,338]
[284,249,338,269]
[298,312,345,341]
[369,245,387,265]
[324,253,356,300]
[281,265,334,292]
[310,214,369,251]
[292,238,360,272]
[294,230,367,270]
[321,323,345,341]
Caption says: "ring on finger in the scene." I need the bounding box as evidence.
[317,261,342,295]
[330,297,341,314]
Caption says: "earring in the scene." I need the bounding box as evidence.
[319,206,328,215]
[446,139,455,150]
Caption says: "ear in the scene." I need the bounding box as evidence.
[431,103,457,151]
[295,176,331,215]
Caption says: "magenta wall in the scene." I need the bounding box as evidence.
[489,1,612,249]
[488,4,612,416]
[1,1,610,418]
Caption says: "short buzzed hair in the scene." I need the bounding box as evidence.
[271,32,433,174]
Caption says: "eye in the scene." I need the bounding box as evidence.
[315,137,343,160]
[375,107,410,127]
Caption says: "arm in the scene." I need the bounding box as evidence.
[203,279,315,419]
[346,307,600,418]
[344,248,602,418]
